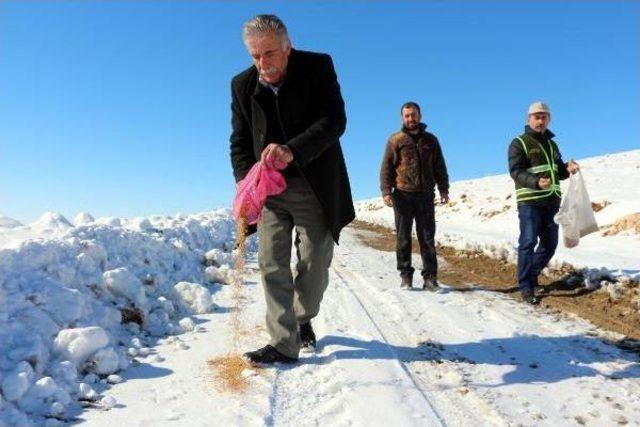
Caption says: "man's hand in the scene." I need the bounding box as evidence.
[383,195,393,207]
[567,160,580,175]
[260,143,294,169]
[538,177,552,189]
[440,192,450,204]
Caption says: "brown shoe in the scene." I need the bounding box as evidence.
[422,278,441,292]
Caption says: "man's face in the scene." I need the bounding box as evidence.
[402,107,421,131]
[245,34,291,85]
[528,112,551,133]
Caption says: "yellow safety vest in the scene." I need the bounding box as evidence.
[515,135,561,202]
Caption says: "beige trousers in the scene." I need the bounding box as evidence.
[258,177,334,358]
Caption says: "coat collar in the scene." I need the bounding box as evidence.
[401,122,428,137]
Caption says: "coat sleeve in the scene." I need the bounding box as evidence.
[433,137,450,194]
[508,139,539,189]
[229,79,256,183]
[285,54,347,168]
[379,139,396,196]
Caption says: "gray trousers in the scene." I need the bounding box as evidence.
[258,177,334,358]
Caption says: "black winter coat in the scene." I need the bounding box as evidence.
[230,49,355,243]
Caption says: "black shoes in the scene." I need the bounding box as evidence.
[400,276,412,289]
[300,322,317,349]
[243,345,298,364]
[243,323,317,364]
[524,295,541,305]
[423,278,441,292]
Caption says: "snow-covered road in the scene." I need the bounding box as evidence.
[82,227,640,426]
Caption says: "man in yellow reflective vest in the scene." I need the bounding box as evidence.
[508,101,579,305]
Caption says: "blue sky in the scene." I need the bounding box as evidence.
[1,1,639,222]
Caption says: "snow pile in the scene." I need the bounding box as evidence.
[0,216,23,229]
[356,150,640,280]
[30,212,74,234]
[0,209,244,425]
[52,327,110,367]
[173,282,213,314]
[73,212,95,226]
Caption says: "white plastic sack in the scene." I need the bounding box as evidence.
[554,171,599,248]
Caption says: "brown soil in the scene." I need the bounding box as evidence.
[350,220,640,344]
[602,212,640,236]
[591,200,611,212]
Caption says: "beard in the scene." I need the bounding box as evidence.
[404,121,418,130]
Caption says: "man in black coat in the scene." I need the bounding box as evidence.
[508,101,579,305]
[230,14,355,364]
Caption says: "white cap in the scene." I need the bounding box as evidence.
[528,101,551,115]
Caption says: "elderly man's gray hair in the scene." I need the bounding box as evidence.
[242,14,291,48]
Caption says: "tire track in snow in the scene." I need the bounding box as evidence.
[332,265,508,427]
[330,266,447,427]
[336,229,640,425]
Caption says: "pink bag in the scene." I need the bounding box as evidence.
[233,161,287,225]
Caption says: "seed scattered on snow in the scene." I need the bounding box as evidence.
[457,386,469,395]
[612,414,628,425]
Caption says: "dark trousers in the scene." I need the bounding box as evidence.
[517,203,560,297]
[393,190,437,280]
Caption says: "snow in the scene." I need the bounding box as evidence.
[30,212,74,235]
[52,327,109,367]
[179,317,196,332]
[1,362,34,402]
[73,212,95,226]
[173,282,213,314]
[0,216,23,229]
[103,267,148,312]
[0,150,638,425]
[0,209,237,424]
[74,227,640,426]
